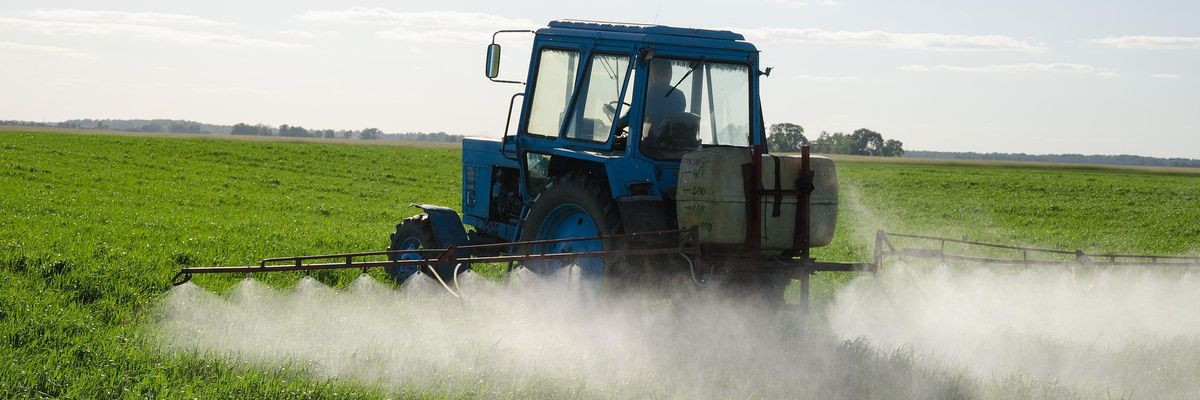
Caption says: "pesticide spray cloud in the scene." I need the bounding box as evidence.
[158,269,972,399]
[828,263,1200,398]
[157,263,1200,398]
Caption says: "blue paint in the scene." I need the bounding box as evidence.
[386,237,423,282]
[524,203,604,277]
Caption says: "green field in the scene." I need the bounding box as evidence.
[2,130,1199,398]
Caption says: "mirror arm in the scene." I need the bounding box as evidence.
[488,30,535,85]
[492,29,535,44]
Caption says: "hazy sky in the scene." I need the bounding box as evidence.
[2,1,1197,157]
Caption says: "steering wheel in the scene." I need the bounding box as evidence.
[602,100,631,120]
[604,100,633,139]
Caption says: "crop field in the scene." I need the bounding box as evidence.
[2,129,1199,398]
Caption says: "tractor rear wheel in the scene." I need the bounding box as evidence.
[518,172,621,279]
[387,214,463,283]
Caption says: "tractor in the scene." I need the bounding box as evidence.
[172,20,1200,306]
[389,20,848,305]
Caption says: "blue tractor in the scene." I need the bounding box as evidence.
[174,20,864,308]
[384,20,851,304]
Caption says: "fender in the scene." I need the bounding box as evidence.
[412,204,470,247]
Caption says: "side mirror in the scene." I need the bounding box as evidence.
[485,43,501,79]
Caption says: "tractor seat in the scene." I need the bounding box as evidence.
[643,112,701,159]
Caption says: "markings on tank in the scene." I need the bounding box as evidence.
[681,157,710,179]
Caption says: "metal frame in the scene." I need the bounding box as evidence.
[172,228,701,286]
[873,230,1200,268]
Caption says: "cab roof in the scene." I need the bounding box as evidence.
[540,20,757,52]
[547,20,745,41]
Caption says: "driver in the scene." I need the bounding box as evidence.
[644,60,687,121]
[616,60,687,131]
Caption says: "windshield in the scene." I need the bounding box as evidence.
[640,58,751,159]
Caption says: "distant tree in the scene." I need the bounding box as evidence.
[811,131,852,155]
[767,123,807,152]
[360,127,382,140]
[168,122,202,134]
[140,123,163,132]
[231,123,258,135]
[322,129,335,139]
[254,124,273,136]
[279,124,311,137]
[810,131,832,153]
[850,128,884,156]
[341,131,352,139]
[881,139,905,157]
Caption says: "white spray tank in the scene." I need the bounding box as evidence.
[676,147,838,255]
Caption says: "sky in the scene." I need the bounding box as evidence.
[1,1,1197,158]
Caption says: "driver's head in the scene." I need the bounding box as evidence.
[649,60,673,84]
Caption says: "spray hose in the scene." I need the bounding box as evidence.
[679,253,706,285]
[423,264,462,298]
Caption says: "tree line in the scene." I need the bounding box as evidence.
[231,123,380,139]
[767,123,905,157]
[230,123,460,142]
[907,151,1200,168]
[0,119,464,142]
[1,119,221,134]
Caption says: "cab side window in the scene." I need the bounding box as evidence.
[526,49,580,137]
[565,54,631,143]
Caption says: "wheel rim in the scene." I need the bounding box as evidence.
[529,203,604,278]
[388,237,423,281]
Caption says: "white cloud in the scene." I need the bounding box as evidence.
[297,7,531,43]
[25,9,228,26]
[767,0,839,7]
[297,7,530,27]
[188,86,272,96]
[793,73,858,81]
[0,10,302,49]
[45,77,101,87]
[739,27,1044,52]
[901,63,1117,77]
[1097,35,1200,49]
[277,29,316,39]
[898,64,931,72]
[0,40,95,59]
[377,28,489,43]
[1149,73,1182,79]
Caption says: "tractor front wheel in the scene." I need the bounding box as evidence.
[387,214,463,283]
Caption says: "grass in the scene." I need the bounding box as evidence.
[1,130,457,398]
[2,129,1198,398]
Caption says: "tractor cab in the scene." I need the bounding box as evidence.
[464,20,768,246]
